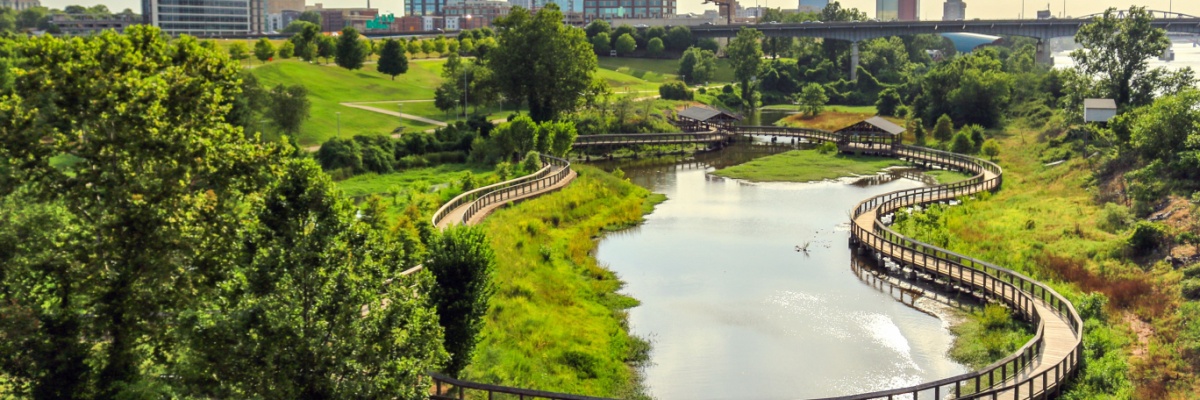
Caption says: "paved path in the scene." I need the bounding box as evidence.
[341,102,449,127]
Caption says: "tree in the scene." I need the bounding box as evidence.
[317,35,336,64]
[911,118,927,146]
[282,20,317,34]
[678,46,717,84]
[726,27,764,110]
[421,39,435,54]
[1071,6,1170,108]
[278,40,295,58]
[615,33,637,55]
[585,19,611,39]
[696,37,719,53]
[950,130,975,154]
[426,224,495,378]
[228,41,250,64]
[377,39,409,80]
[541,120,578,157]
[659,81,693,101]
[335,27,367,70]
[876,87,901,116]
[665,26,693,51]
[646,26,666,41]
[591,32,611,54]
[434,36,449,53]
[489,115,539,160]
[290,23,320,61]
[298,10,322,26]
[981,139,1001,159]
[611,24,638,48]
[963,125,986,152]
[1125,90,1200,169]
[487,4,597,122]
[933,114,954,141]
[253,37,275,64]
[647,37,665,58]
[798,83,828,116]
[268,84,311,135]
[406,39,420,55]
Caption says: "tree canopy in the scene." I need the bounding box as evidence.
[335,27,367,70]
[1071,6,1171,109]
[377,38,410,80]
[726,27,764,110]
[486,4,597,122]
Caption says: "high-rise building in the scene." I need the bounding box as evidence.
[876,0,917,21]
[798,0,827,13]
[144,0,253,35]
[0,0,41,11]
[942,0,965,20]
[406,0,444,17]
[581,0,676,22]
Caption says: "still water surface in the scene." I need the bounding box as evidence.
[593,147,970,399]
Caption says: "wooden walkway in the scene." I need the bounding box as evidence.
[436,166,576,228]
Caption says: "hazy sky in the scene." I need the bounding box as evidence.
[40,0,1200,21]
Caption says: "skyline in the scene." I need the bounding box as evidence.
[41,0,1200,22]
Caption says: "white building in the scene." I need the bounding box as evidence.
[1083,99,1117,123]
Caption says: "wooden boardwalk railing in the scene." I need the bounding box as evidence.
[431,154,573,228]
[419,128,1083,400]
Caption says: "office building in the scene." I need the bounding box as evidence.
[444,0,511,28]
[897,0,917,20]
[267,0,303,13]
[876,0,917,21]
[144,0,253,36]
[582,0,677,22]
[51,13,139,35]
[406,0,444,17]
[0,0,40,11]
[942,0,964,20]
[305,4,379,32]
[798,0,826,13]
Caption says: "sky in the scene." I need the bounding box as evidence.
[39,0,1200,21]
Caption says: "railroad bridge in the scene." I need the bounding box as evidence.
[429,127,1084,400]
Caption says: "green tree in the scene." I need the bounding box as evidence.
[268,84,311,135]
[421,39,435,54]
[406,39,420,55]
[298,10,321,26]
[278,40,295,58]
[0,26,283,397]
[584,19,611,39]
[876,87,901,116]
[317,35,336,64]
[490,115,539,160]
[911,118,927,146]
[228,41,250,64]
[541,120,578,157]
[290,23,320,61]
[1125,90,1200,172]
[1071,6,1170,108]
[335,27,367,70]
[678,46,716,84]
[426,224,496,378]
[487,4,597,122]
[647,37,665,57]
[645,26,666,42]
[933,114,954,141]
[798,83,828,116]
[963,125,985,152]
[253,37,275,64]
[726,27,764,110]
[611,24,638,48]
[591,32,611,54]
[950,130,975,154]
[377,38,409,80]
[696,38,720,53]
[981,138,1000,159]
[665,26,693,51]
[615,33,637,55]
[282,20,317,34]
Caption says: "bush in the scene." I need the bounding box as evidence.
[721,84,734,94]
[519,151,541,175]
[950,131,975,154]
[981,139,1000,159]
[1183,279,1200,300]
[1097,202,1132,233]
[1127,221,1167,258]
[816,141,838,154]
[658,81,693,101]
[933,114,954,142]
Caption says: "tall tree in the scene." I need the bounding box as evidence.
[228,41,250,64]
[614,33,637,55]
[298,10,322,27]
[268,84,311,135]
[584,19,610,39]
[678,46,717,84]
[253,37,275,64]
[664,26,693,51]
[933,114,954,141]
[377,38,409,80]
[726,27,764,110]
[1071,6,1170,108]
[335,27,367,70]
[486,4,597,122]
[798,83,828,117]
[647,37,665,58]
[317,35,336,64]
[591,32,611,54]
[426,224,496,378]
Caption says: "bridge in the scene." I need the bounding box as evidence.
[691,12,1200,79]
[422,127,1084,399]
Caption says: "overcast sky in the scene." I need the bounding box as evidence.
[40,0,1200,21]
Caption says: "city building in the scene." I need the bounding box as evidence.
[581,0,677,23]
[942,0,964,20]
[797,0,827,13]
[406,0,444,17]
[306,4,379,32]
[876,0,917,21]
[144,0,253,36]
[266,0,303,14]
[0,0,40,11]
[51,13,139,35]
[422,15,444,30]
[265,9,298,32]
[444,0,511,29]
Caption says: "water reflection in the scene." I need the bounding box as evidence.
[593,146,969,399]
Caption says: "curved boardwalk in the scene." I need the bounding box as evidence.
[432,129,1084,400]
[431,154,575,229]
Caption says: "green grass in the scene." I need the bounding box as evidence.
[926,169,975,184]
[711,149,905,182]
[251,59,448,145]
[948,304,1034,370]
[597,57,736,84]
[595,67,663,94]
[335,164,494,198]
[762,104,879,114]
[470,165,655,398]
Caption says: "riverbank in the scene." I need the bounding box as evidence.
[468,165,661,398]
[710,148,905,182]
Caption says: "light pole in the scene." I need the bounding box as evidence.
[336,112,341,136]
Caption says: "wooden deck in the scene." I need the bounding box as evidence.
[436,165,576,229]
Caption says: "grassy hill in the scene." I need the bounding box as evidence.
[597,56,736,84]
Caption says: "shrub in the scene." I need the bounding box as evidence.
[816,141,838,154]
[658,81,693,101]
[950,131,975,154]
[519,151,541,175]
[721,84,734,94]
[1127,221,1167,258]
[933,114,954,142]
[981,139,1000,159]
[1182,279,1200,300]
[1097,202,1132,233]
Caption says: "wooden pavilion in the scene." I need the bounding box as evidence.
[835,116,906,154]
[675,106,742,131]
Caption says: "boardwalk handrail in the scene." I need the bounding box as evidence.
[430,154,568,227]
[429,372,613,400]
[459,154,571,225]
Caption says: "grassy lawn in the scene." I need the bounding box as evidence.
[595,67,663,93]
[597,56,736,84]
[335,164,494,198]
[711,149,905,182]
[926,169,975,184]
[251,59,448,145]
[470,165,659,397]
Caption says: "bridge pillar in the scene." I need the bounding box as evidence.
[1035,40,1054,66]
[850,41,860,81]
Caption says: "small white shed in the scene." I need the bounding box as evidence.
[1084,98,1117,123]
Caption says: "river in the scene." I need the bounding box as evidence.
[592,145,970,399]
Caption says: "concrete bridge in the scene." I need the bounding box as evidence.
[691,12,1200,79]
[428,128,1084,400]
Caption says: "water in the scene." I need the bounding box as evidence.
[593,147,970,399]
[1054,40,1200,71]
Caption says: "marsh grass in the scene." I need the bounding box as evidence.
[711,149,905,182]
